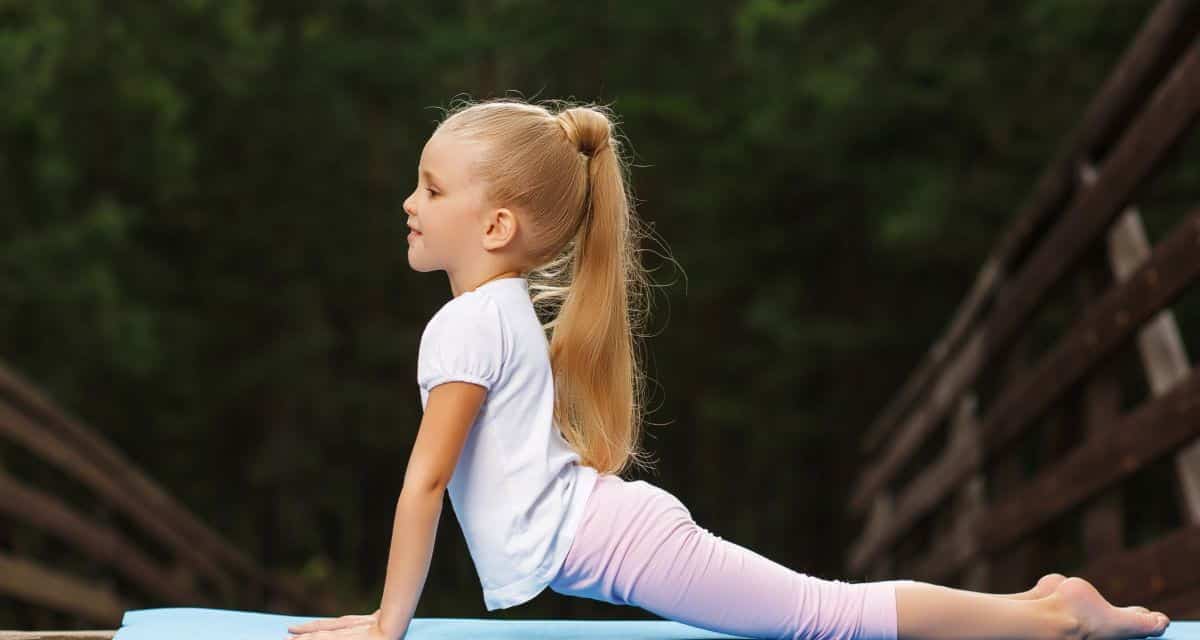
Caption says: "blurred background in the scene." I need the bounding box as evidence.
[2,0,1198,631]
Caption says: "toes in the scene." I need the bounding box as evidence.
[1118,605,1171,636]
[1054,577,1172,639]
[1129,609,1168,637]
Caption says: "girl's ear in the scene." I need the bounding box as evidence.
[482,207,518,251]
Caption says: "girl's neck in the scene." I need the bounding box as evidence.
[457,270,522,296]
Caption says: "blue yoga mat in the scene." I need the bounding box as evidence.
[112,606,754,639]
[110,607,1199,640]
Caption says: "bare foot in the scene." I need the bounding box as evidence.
[1051,576,1170,640]
[1001,573,1069,600]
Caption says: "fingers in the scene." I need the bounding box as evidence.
[286,624,374,640]
[288,614,375,634]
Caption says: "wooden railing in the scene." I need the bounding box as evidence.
[0,629,112,633]
[0,361,341,629]
[847,0,1200,618]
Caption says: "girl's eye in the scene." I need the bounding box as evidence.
[426,188,438,197]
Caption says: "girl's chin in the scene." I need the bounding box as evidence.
[406,258,434,273]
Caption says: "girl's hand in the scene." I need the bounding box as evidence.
[285,621,391,640]
[287,609,392,639]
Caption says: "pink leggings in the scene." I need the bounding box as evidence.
[549,473,908,640]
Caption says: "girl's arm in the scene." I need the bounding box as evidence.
[377,381,488,640]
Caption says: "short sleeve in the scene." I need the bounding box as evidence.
[417,292,506,392]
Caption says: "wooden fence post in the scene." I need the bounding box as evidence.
[864,492,895,581]
[1082,163,1200,525]
[989,331,1054,592]
[950,394,989,590]
[1074,236,1125,559]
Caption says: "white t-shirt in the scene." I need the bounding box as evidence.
[416,276,600,611]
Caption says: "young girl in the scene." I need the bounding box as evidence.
[285,98,1172,640]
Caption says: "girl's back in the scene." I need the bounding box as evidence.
[417,275,599,611]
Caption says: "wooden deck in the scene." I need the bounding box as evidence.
[0,629,114,633]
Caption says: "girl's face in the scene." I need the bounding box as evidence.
[402,130,491,273]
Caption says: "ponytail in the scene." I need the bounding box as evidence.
[547,106,655,476]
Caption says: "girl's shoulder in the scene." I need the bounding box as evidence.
[422,289,507,346]
[418,290,509,391]
[428,289,496,326]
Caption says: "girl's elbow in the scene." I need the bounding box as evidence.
[401,476,448,498]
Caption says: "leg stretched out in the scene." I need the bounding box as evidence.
[549,475,1170,640]
[894,577,1169,640]
[549,473,905,640]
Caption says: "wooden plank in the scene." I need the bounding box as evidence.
[0,466,201,604]
[853,330,985,517]
[853,203,1200,570]
[852,492,895,579]
[867,499,895,581]
[0,552,125,626]
[987,452,1038,593]
[1076,243,1125,558]
[847,493,887,577]
[0,629,113,633]
[907,396,987,585]
[861,0,1200,455]
[1100,201,1200,525]
[896,365,1200,582]
[1079,357,1125,557]
[907,493,977,583]
[0,399,236,600]
[1103,201,1195,395]
[861,261,997,456]
[850,33,1200,514]
[985,205,1200,455]
[0,366,336,612]
[962,369,1199,579]
[955,473,989,591]
[1077,524,1200,611]
[848,398,982,573]
[983,37,1200,448]
[1152,582,1200,619]
[982,339,1047,594]
[0,364,287,603]
[954,402,989,590]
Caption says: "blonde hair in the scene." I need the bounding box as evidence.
[435,96,660,477]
